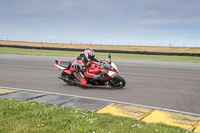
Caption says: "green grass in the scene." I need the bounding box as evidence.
[0,47,200,63]
[0,98,189,133]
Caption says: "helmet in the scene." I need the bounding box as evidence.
[84,48,95,62]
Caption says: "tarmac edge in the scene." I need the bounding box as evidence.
[0,86,200,132]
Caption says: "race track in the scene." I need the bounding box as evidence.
[0,54,200,114]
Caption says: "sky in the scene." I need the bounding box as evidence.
[0,0,200,47]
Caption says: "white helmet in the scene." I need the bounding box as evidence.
[84,48,95,62]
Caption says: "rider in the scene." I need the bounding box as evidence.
[70,48,102,86]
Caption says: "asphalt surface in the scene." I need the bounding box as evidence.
[0,54,200,114]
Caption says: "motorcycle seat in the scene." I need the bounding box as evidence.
[59,61,71,68]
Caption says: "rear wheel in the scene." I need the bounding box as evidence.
[108,76,126,89]
[61,72,76,85]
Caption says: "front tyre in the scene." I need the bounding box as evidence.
[108,76,126,89]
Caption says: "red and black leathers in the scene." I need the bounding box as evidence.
[70,53,101,86]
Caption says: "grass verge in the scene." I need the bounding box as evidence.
[0,47,200,63]
[1,40,200,53]
[0,98,189,133]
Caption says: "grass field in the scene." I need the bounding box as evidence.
[0,98,189,133]
[0,47,200,63]
[1,40,200,53]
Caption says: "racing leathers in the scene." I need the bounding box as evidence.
[70,53,101,86]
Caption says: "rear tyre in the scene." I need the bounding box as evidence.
[108,76,126,89]
[61,72,76,85]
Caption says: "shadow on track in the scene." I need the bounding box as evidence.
[62,84,125,90]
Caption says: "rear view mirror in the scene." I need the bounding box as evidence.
[108,53,111,64]
[108,53,111,58]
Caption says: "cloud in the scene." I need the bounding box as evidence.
[0,0,200,45]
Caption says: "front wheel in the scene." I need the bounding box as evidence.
[108,76,126,89]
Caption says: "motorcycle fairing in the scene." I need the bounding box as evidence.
[54,60,73,74]
[84,71,95,78]
[87,61,100,74]
[87,61,118,75]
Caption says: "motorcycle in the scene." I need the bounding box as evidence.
[54,53,126,89]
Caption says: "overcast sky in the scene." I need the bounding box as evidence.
[0,0,200,46]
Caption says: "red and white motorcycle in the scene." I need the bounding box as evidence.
[54,53,126,89]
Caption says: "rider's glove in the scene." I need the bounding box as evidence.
[82,66,87,72]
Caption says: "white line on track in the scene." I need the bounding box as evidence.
[1,86,200,117]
